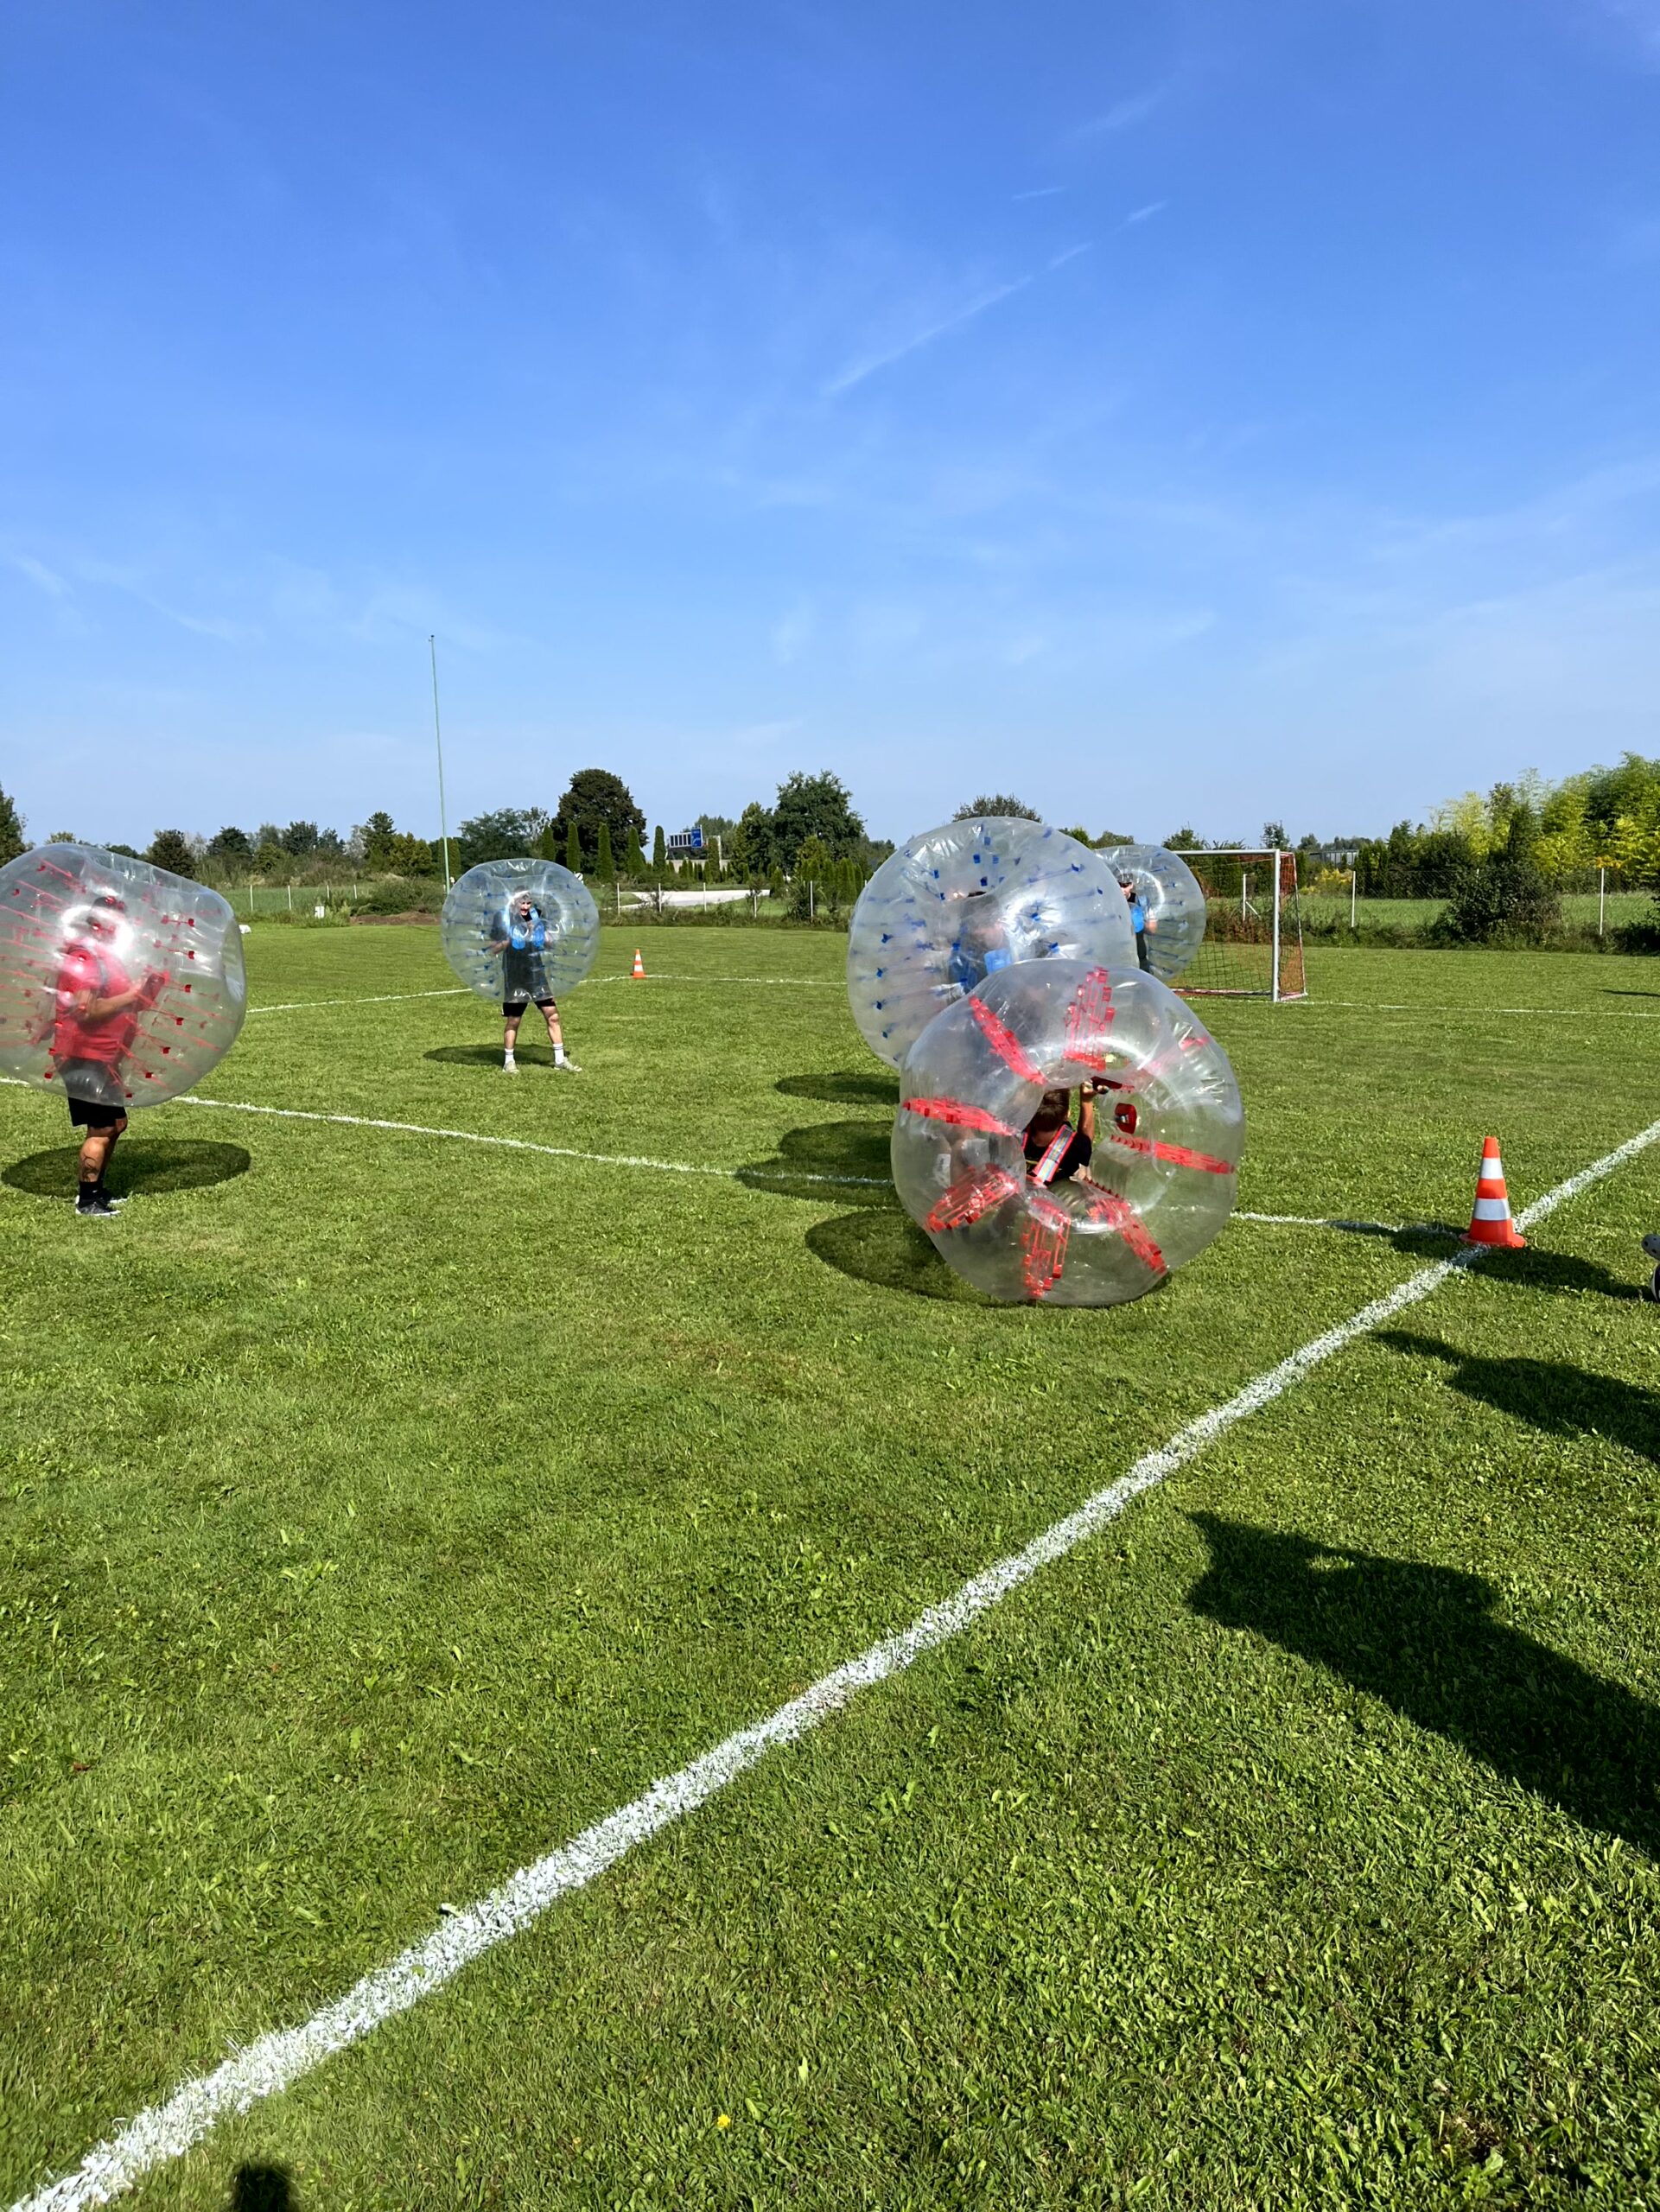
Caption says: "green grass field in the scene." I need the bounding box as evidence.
[4,926,1660,2210]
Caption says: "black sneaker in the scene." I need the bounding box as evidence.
[75,1195,119,1219]
[1643,1234,1660,1262]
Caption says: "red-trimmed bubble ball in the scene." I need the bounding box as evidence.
[892,958,1243,1306]
[0,843,247,1111]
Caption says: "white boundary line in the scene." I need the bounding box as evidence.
[173,1095,887,1189]
[1302,1001,1660,1020]
[248,988,471,1016]
[592,974,843,988]
[1237,1211,1460,1237]
[15,1116,1660,2212]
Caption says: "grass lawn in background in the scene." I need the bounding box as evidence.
[3,927,1660,2209]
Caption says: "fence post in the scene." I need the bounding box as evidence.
[248,880,254,917]
[809,880,815,921]
[287,882,294,913]
[1600,866,1606,938]
[1351,868,1357,931]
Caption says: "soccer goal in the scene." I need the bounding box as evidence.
[1168,849,1308,1001]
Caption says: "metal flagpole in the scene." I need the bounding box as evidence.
[429,634,453,890]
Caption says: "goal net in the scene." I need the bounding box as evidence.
[1169,849,1307,1001]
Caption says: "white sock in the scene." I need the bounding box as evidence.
[504,1050,516,1065]
[553,1045,566,1065]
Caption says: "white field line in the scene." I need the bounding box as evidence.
[172,1095,887,1190]
[592,974,843,987]
[1301,1001,1660,1020]
[1237,1211,1460,1237]
[15,1115,1660,2212]
[247,989,471,1016]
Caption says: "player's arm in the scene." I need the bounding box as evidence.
[1078,1084,1097,1141]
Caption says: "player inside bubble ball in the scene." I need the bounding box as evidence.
[488,890,579,1074]
[48,893,166,1218]
[1023,1084,1097,1185]
[946,890,1014,994]
[1024,1077,1142,1189]
[1117,873,1157,974]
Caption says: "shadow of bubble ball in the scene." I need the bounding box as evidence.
[894,959,1243,1306]
[0,844,246,1110]
[846,817,1134,1069]
[440,859,600,1002]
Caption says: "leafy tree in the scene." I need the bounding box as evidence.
[652,824,667,871]
[457,809,537,867]
[1163,826,1202,850]
[1262,821,1290,850]
[565,821,583,873]
[255,840,289,876]
[255,822,283,851]
[1436,803,1561,945]
[355,812,397,867]
[281,821,321,858]
[0,784,24,865]
[47,830,76,843]
[595,822,615,880]
[954,794,1040,822]
[207,825,253,867]
[733,800,773,878]
[771,771,866,869]
[791,834,832,917]
[551,770,645,863]
[622,827,648,877]
[766,863,785,906]
[146,829,197,878]
[105,843,142,858]
[696,813,739,842]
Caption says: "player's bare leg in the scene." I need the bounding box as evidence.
[501,1011,522,1071]
[541,1000,577,1071]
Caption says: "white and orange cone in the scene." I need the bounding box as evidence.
[1464,1135,1525,1249]
[631,947,646,980]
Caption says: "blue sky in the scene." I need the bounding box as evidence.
[3,0,1658,849]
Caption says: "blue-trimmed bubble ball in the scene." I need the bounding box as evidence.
[0,842,246,1109]
[440,858,600,1002]
[891,957,1243,1306]
[1098,844,1207,983]
[846,817,1135,1068]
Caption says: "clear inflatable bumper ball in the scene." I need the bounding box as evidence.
[1098,843,1207,983]
[440,859,600,1002]
[846,817,1135,1068]
[892,959,1243,1306]
[0,843,247,1109]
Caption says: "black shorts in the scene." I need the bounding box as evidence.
[502,996,556,1018]
[60,1060,128,1129]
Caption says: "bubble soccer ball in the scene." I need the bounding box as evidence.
[847,817,1135,1068]
[1098,843,1207,984]
[0,843,247,1109]
[892,958,1243,1306]
[440,859,600,1003]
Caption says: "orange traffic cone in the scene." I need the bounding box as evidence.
[1464,1135,1525,1249]
[631,948,646,980]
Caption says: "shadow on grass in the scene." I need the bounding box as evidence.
[1466,1246,1647,1302]
[1603,989,1660,1000]
[1188,1515,1660,1856]
[776,1069,900,1108]
[425,1043,556,1071]
[806,1210,1000,1304]
[3,1140,251,1201]
[230,2167,293,2211]
[1378,1332,1660,1459]
[736,1119,893,1205]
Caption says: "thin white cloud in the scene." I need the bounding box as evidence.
[1601,0,1660,64]
[771,601,815,664]
[1121,200,1168,228]
[824,244,1092,398]
[1012,186,1067,202]
[1070,86,1166,143]
[8,552,70,598]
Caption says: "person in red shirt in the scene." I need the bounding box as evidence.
[50,894,163,1218]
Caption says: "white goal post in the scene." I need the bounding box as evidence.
[1167,849,1308,1002]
